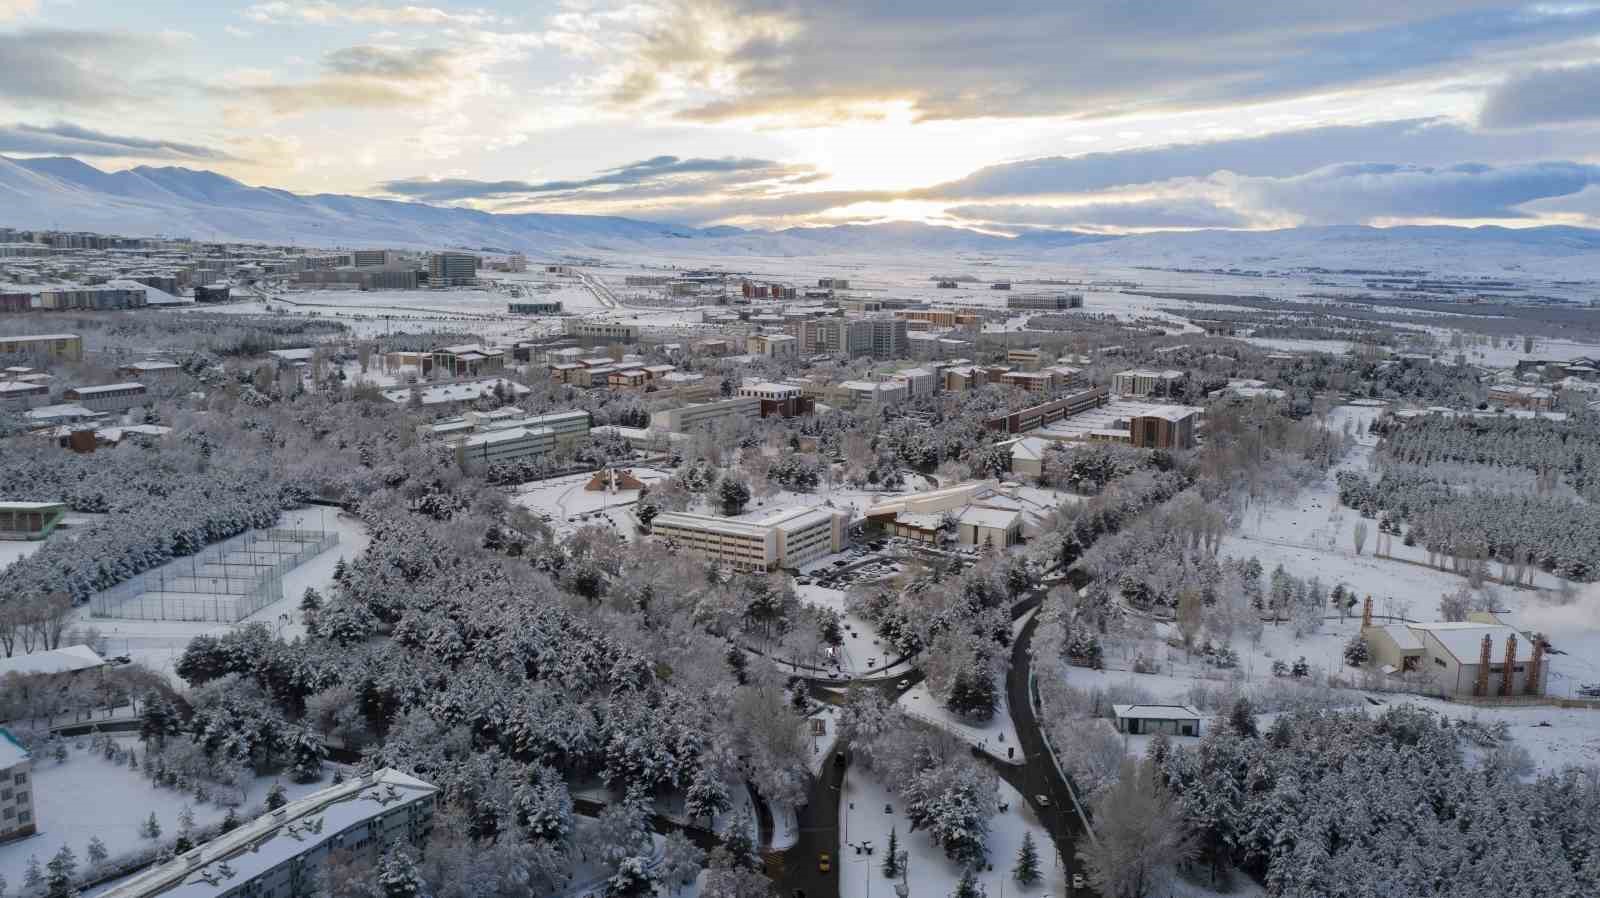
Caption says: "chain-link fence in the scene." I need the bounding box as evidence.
[90,528,339,622]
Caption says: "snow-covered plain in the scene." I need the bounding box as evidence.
[0,738,328,888]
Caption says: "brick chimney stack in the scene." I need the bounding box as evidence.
[1500,634,1518,698]
[1526,638,1545,696]
[1476,634,1492,697]
[1361,595,1373,629]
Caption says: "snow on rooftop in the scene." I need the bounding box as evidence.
[1112,704,1203,720]
[1409,621,1523,664]
[0,645,105,678]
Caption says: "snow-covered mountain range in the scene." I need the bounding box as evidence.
[4,155,1600,277]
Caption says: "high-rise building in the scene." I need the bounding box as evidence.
[352,250,393,267]
[428,252,479,286]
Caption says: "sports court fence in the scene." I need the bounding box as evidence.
[90,527,338,623]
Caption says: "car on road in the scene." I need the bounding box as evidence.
[817,852,831,873]
[897,679,910,689]
[1036,794,1050,807]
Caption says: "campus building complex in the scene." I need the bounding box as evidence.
[650,506,849,572]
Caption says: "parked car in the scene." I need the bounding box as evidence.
[1036,794,1050,807]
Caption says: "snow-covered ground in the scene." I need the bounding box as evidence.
[837,772,1065,898]
[0,539,41,570]
[509,468,670,541]
[0,737,328,887]
[83,507,369,681]
[897,679,1023,766]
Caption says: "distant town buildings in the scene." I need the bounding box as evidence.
[63,382,147,412]
[1112,369,1185,398]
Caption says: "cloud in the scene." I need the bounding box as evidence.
[918,118,1600,200]
[615,189,904,226]
[0,0,38,23]
[555,1,1600,123]
[0,28,176,107]
[1226,161,1600,224]
[946,199,1253,231]
[244,2,502,27]
[0,122,233,160]
[219,42,498,116]
[322,45,455,79]
[1481,64,1600,128]
[377,155,820,203]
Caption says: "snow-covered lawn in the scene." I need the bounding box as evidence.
[510,468,670,541]
[837,772,1064,898]
[897,679,1023,766]
[0,738,328,887]
[0,539,41,571]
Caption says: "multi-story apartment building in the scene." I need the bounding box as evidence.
[1007,292,1083,311]
[427,252,478,286]
[1112,369,1185,398]
[651,506,848,572]
[100,770,437,898]
[36,288,146,310]
[63,383,148,412]
[0,729,33,842]
[352,250,394,268]
[116,361,183,382]
[0,334,83,361]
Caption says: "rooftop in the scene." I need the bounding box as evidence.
[0,644,105,678]
[1112,704,1203,721]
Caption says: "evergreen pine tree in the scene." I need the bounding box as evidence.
[266,783,287,810]
[376,843,424,898]
[86,836,107,867]
[23,856,42,892]
[952,867,986,898]
[882,827,900,879]
[220,807,240,834]
[140,813,162,840]
[45,845,77,898]
[1013,831,1041,887]
[724,643,748,685]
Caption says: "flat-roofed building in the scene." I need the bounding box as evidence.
[0,501,66,540]
[98,770,437,898]
[957,505,1022,548]
[1006,348,1045,370]
[651,396,763,433]
[431,344,506,378]
[1007,292,1083,311]
[63,382,147,412]
[0,382,48,410]
[1128,406,1200,450]
[428,252,478,286]
[736,382,814,418]
[1360,618,1549,698]
[896,367,937,397]
[1113,369,1184,397]
[1487,384,1555,411]
[116,360,183,382]
[0,729,33,841]
[651,506,848,571]
[564,320,640,344]
[609,368,649,389]
[0,334,82,362]
[983,388,1108,434]
[747,333,799,358]
[509,301,563,314]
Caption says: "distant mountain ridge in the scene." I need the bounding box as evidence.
[3,155,1600,275]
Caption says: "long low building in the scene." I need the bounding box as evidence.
[650,396,762,433]
[63,382,147,412]
[983,387,1108,434]
[420,408,592,473]
[651,506,849,571]
[98,769,437,898]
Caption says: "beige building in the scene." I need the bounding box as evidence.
[0,729,32,841]
[1361,618,1548,698]
[747,333,799,358]
[0,334,82,362]
[650,397,762,433]
[1112,369,1184,397]
[650,506,848,571]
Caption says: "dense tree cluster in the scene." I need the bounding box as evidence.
[1337,468,1600,580]
[1375,414,1600,503]
[1162,705,1600,897]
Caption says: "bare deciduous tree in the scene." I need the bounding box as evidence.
[1078,757,1197,898]
[1352,521,1368,556]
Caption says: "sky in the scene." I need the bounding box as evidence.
[3,0,1600,233]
